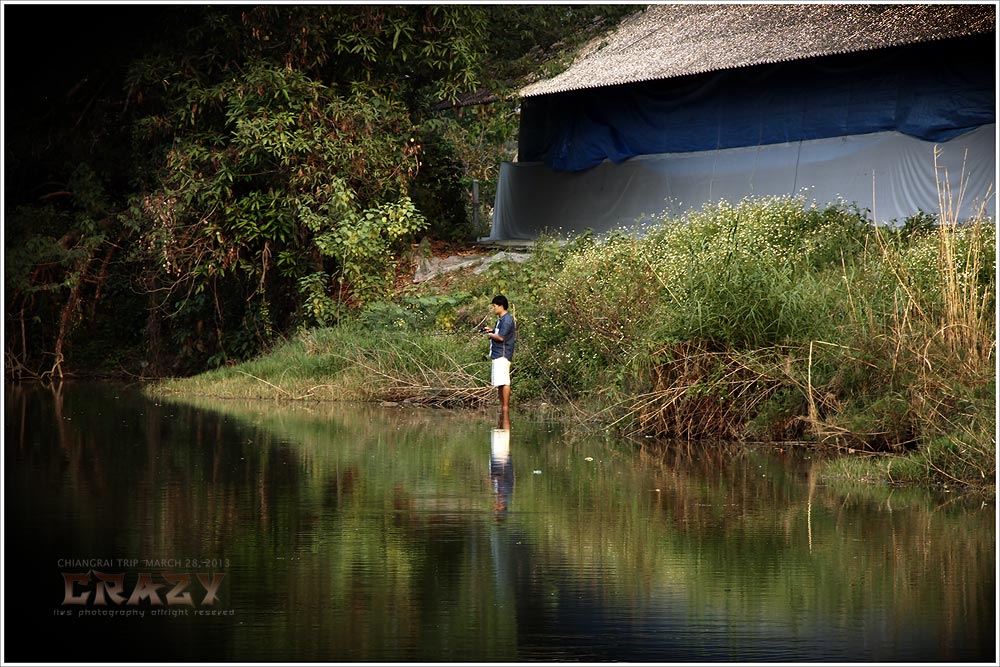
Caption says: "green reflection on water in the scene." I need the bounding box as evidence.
[5,382,995,662]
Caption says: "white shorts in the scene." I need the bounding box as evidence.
[491,357,511,387]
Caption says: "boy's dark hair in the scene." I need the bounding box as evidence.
[491,295,509,310]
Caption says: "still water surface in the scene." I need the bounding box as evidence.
[4,382,995,662]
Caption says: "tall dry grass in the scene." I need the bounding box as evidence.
[822,152,996,481]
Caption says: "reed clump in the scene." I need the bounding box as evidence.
[820,163,995,483]
[525,196,869,437]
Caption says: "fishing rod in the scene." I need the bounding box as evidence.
[473,314,492,334]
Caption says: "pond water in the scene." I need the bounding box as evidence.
[4,382,995,662]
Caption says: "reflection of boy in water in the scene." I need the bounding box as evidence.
[490,428,514,518]
[482,295,515,430]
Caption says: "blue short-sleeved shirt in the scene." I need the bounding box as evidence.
[490,313,516,361]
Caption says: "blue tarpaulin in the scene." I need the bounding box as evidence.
[518,35,995,172]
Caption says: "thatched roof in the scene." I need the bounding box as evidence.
[520,3,996,98]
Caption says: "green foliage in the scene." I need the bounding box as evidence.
[418,102,521,241]
[360,293,472,332]
[896,220,994,314]
[298,273,342,328]
[7,3,644,378]
[127,58,434,356]
[526,198,871,389]
[482,6,636,82]
[881,407,995,486]
[3,160,130,378]
[543,232,662,365]
[106,5,507,367]
[637,197,871,348]
[407,124,476,242]
[327,197,428,303]
[899,209,938,240]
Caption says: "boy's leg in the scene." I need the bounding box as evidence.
[499,384,511,430]
[496,387,503,428]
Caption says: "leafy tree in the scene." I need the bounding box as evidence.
[121,6,492,367]
[5,4,637,376]
[5,166,123,379]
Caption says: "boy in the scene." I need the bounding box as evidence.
[482,295,516,430]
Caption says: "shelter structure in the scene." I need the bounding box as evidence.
[488,3,996,240]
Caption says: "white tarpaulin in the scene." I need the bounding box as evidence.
[488,125,996,240]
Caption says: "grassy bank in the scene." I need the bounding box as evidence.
[151,195,996,490]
